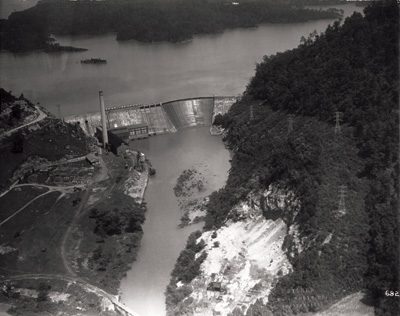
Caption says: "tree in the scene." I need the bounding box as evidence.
[11,104,21,120]
[11,132,24,153]
[37,282,50,302]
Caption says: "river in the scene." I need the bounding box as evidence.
[0,4,361,117]
[121,127,232,315]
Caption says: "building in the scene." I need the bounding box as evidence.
[96,127,129,156]
[126,123,149,140]
[208,282,222,292]
[86,153,99,166]
[108,123,148,141]
[109,126,130,143]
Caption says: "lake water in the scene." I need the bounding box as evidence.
[0,4,361,117]
[121,127,232,316]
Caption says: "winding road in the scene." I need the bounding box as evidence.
[0,105,47,140]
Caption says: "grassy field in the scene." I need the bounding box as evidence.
[0,186,48,222]
[0,187,84,276]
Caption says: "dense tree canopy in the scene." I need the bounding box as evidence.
[0,0,341,52]
[207,1,399,315]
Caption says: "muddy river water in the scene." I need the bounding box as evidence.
[120,127,231,315]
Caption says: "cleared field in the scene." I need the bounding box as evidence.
[0,186,48,222]
[0,187,84,276]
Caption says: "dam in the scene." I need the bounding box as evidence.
[63,96,237,137]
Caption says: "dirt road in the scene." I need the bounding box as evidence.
[0,105,47,140]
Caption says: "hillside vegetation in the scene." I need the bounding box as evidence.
[204,1,398,315]
[0,91,148,314]
[0,0,340,52]
[0,89,36,133]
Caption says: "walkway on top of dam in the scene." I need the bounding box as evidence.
[63,96,238,136]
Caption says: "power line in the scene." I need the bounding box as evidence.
[335,111,342,134]
[287,114,294,133]
[338,185,347,216]
[250,104,254,121]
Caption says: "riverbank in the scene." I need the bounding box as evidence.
[65,152,150,295]
[165,187,296,316]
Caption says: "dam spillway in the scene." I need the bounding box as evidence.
[63,96,237,137]
[162,97,214,129]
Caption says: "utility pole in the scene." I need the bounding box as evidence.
[335,111,342,134]
[85,135,90,154]
[287,114,294,133]
[56,104,62,120]
[338,185,347,215]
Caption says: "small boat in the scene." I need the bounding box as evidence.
[80,58,107,64]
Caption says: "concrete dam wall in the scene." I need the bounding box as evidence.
[162,97,214,129]
[63,97,237,137]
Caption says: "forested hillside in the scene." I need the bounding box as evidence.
[208,1,399,315]
[0,0,340,52]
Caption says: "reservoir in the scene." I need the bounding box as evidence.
[121,127,231,315]
[0,4,361,117]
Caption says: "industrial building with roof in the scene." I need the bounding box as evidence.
[95,126,129,156]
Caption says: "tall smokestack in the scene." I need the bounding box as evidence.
[99,91,108,148]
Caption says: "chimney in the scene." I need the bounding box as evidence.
[99,91,108,148]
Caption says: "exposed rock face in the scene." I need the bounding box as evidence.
[171,187,300,315]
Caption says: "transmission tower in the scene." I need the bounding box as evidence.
[335,111,342,134]
[250,104,254,121]
[287,114,294,133]
[85,136,91,153]
[56,104,62,119]
[338,185,347,215]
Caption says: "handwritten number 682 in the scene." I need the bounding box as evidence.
[385,291,399,297]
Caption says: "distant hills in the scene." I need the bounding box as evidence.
[0,0,341,52]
